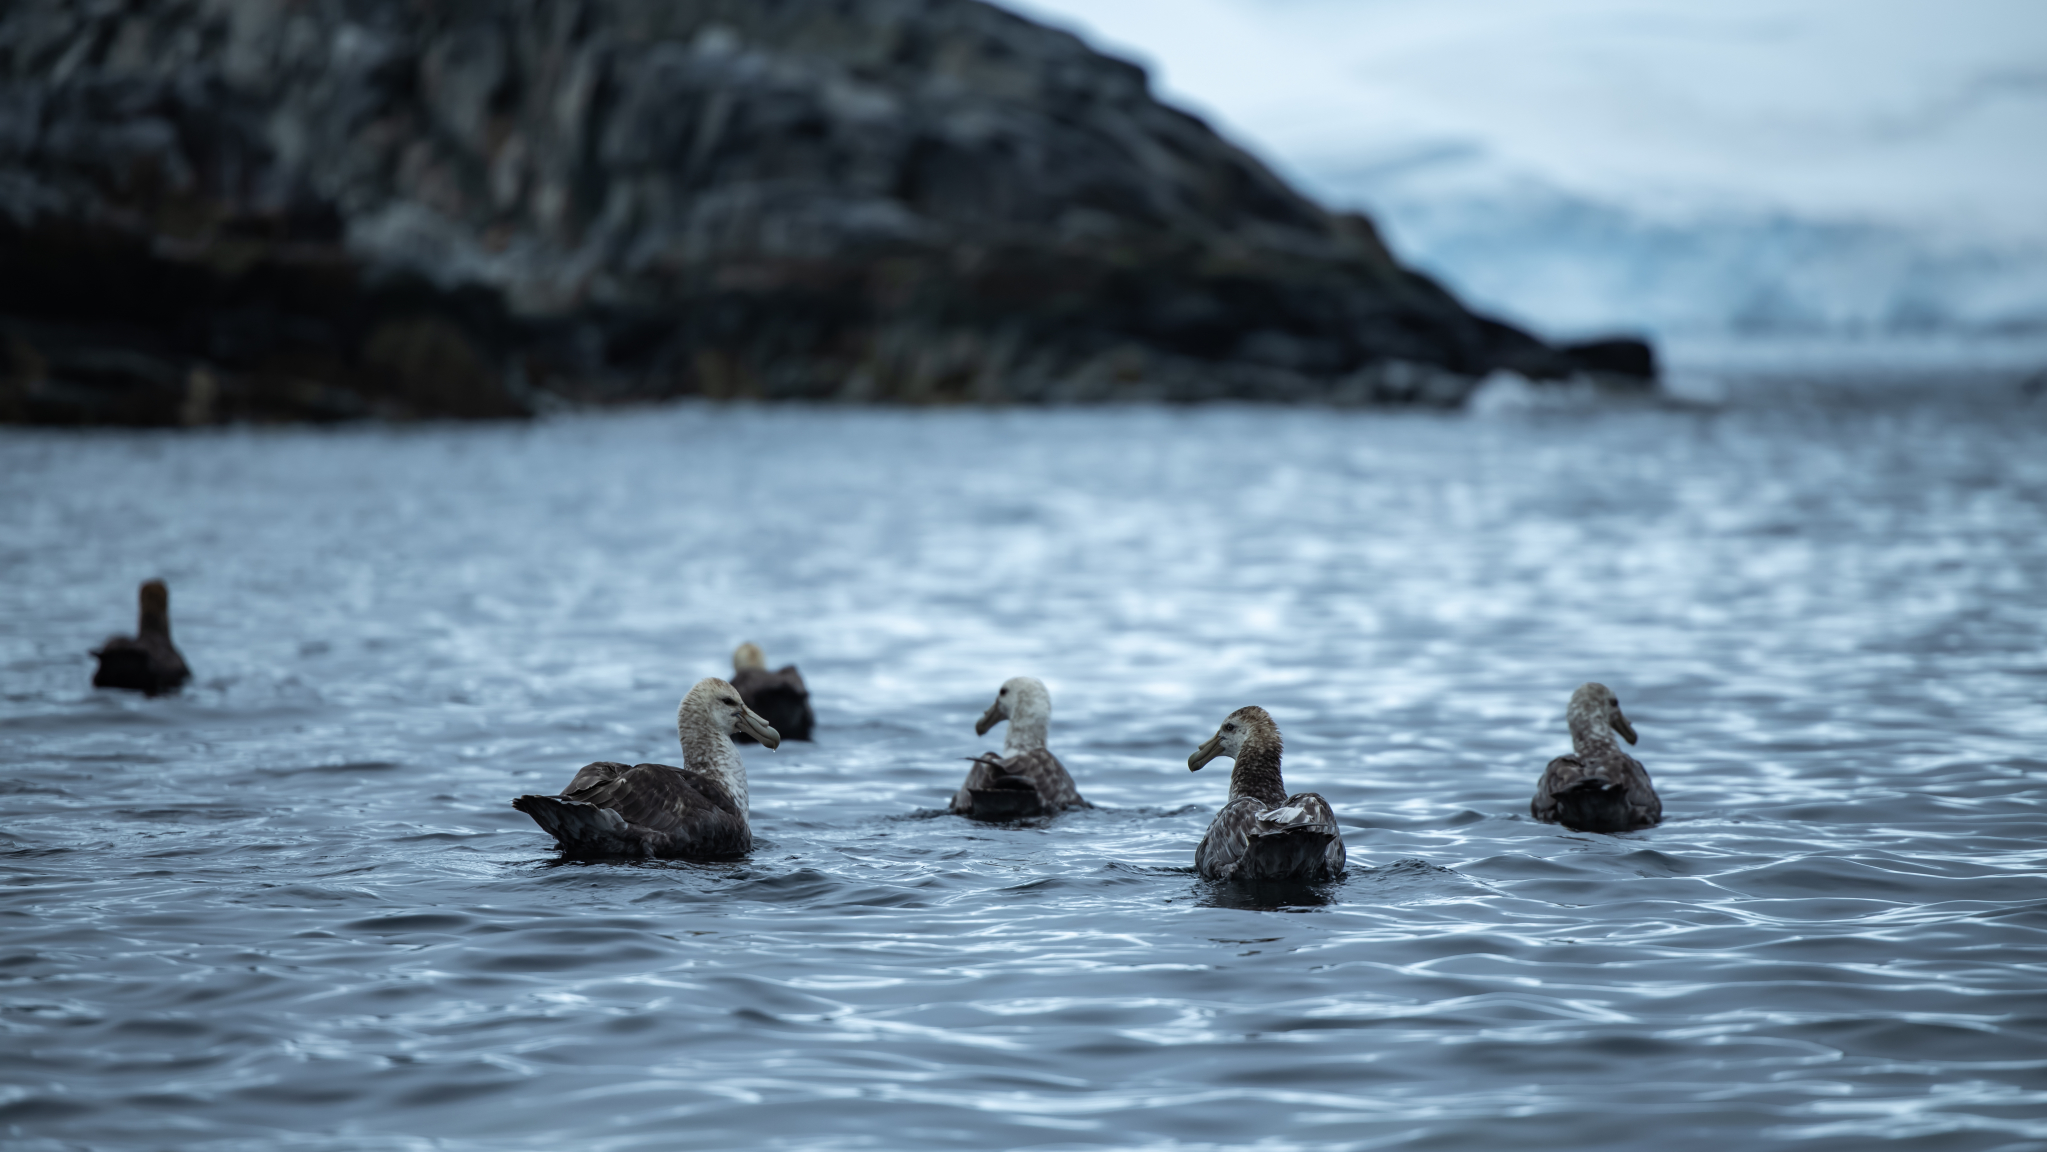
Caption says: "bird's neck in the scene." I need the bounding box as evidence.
[139,607,171,638]
[1228,734,1288,807]
[1567,705,1615,756]
[1003,699,1050,755]
[680,724,748,812]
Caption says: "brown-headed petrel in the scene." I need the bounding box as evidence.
[513,678,780,859]
[730,642,814,743]
[1188,706,1346,881]
[952,676,1087,821]
[92,579,190,696]
[1530,682,1661,833]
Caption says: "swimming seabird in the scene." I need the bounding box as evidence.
[512,678,780,859]
[952,676,1087,821]
[1188,706,1346,881]
[730,642,814,742]
[91,579,190,696]
[1530,682,1661,833]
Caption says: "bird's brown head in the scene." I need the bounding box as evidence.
[1189,705,1280,771]
[137,579,171,633]
[1570,681,1637,745]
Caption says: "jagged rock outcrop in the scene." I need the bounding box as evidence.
[0,0,1654,423]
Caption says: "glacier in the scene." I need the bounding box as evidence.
[1004,0,2047,356]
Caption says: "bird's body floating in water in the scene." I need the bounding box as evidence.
[92,579,190,696]
[513,678,780,859]
[1188,706,1345,881]
[730,642,814,743]
[1531,682,1661,833]
[952,676,1087,821]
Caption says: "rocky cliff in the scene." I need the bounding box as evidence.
[0,0,1653,423]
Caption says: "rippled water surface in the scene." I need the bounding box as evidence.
[4,377,2046,1151]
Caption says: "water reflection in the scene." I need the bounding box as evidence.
[1194,877,1341,910]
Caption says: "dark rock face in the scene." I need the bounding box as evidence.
[0,0,1653,422]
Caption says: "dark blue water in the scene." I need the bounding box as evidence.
[4,376,2045,1150]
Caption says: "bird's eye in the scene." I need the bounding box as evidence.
[724,697,740,706]
[1223,723,1235,732]
[1610,698,1619,707]
[999,688,1007,695]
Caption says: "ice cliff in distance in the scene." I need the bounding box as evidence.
[1008,0,2047,355]
[1323,148,2047,341]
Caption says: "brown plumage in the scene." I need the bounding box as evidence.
[951,677,1087,820]
[516,760,751,858]
[955,748,1084,821]
[1188,706,1345,881]
[730,643,814,743]
[1531,682,1661,833]
[513,678,780,859]
[92,579,190,696]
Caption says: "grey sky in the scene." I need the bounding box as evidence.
[1006,0,2047,245]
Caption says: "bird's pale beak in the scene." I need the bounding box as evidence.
[974,700,1003,737]
[1189,732,1225,771]
[1613,711,1638,746]
[738,706,781,749]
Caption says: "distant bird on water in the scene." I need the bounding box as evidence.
[1530,682,1661,833]
[730,642,814,742]
[513,678,780,859]
[92,579,190,696]
[1188,706,1345,881]
[952,676,1087,821]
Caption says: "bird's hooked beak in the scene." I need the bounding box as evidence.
[974,699,1004,737]
[1188,731,1226,771]
[738,705,781,749]
[1612,710,1638,746]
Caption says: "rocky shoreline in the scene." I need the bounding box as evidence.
[1,0,1653,424]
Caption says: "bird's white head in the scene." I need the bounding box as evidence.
[975,676,1051,754]
[676,677,778,813]
[679,677,781,750]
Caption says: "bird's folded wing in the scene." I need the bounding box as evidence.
[149,637,190,679]
[1531,754,1583,820]
[1620,753,1662,824]
[1196,797,1265,877]
[1545,753,1614,790]
[562,763,740,835]
[959,754,1009,791]
[1273,792,1340,831]
[560,761,634,796]
[1007,747,1084,807]
[1277,791,1346,872]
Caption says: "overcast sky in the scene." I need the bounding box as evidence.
[1004,0,2047,245]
